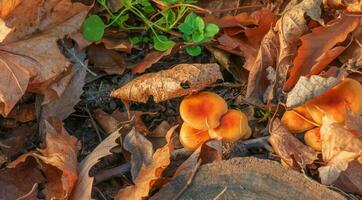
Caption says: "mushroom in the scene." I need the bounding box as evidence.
[179,92,228,130]
[209,109,251,142]
[179,122,210,150]
[305,78,362,124]
[281,106,315,133]
[304,128,322,151]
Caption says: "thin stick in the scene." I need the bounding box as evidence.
[213,186,228,200]
[94,186,108,200]
[95,162,131,184]
[85,108,103,143]
[16,183,38,200]
[173,159,202,200]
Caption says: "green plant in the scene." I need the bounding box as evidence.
[82,0,219,56]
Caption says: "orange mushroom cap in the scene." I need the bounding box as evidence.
[179,122,211,150]
[180,92,228,130]
[209,109,251,142]
[305,78,362,124]
[304,128,322,151]
[281,106,315,133]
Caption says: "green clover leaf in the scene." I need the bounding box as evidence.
[153,35,175,51]
[205,23,219,38]
[186,46,202,56]
[82,15,106,42]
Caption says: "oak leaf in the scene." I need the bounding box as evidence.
[111,63,223,103]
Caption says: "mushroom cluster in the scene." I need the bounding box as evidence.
[179,92,251,150]
[281,78,362,151]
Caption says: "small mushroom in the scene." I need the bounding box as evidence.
[179,92,228,130]
[305,78,362,124]
[209,109,251,142]
[179,122,210,150]
[281,106,315,133]
[304,128,322,151]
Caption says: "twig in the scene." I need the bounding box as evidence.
[212,186,228,200]
[94,186,108,200]
[95,162,131,184]
[173,159,202,200]
[0,142,10,148]
[85,108,103,143]
[16,183,38,200]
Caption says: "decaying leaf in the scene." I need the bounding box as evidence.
[87,44,126,75]
[111,63,223,103]
[93,109,120,134]
[339,27,362,67]
[42,67,87,120]
[284,15,360,89]
[319,116,362,195]
[150,139,222,200]
[0,0,90,116]
[7,118,79,199]
[8,103,36,123]
[71,127,124,200]
[269,118,318,170]
[123,128,154,182]
[115,126,178,200]
[132,49,172,74]
[286,75,340,108]
[323,0,362,12]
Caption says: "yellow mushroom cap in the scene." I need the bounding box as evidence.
[305,78,362,124]
[179,123,211,150]
[304,128,322,151]
[209,109,251,142]
[281,106,315,133]
[179,92,228,130]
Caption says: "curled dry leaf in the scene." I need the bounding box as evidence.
[245,29,279,105]
[150,139,222,200]
[111,63,223,103]
[42,67,87,120]
[123,128,154,182]
[87,44,126,75]
[93,109,120,134]
[0,0,90,116]
[318,116,362,195]
[71,127,125,200]
[7,118,79,199]
[116,126,178,200]
[284,15,360,90]
[339,27,362,67]
[132,48,172,74]
[269,118,318,170]
[286,75,340,108]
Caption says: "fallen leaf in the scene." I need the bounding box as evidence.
[112,110,156,134]
[339,26,362,67]
[204,12,257,28]
[319,116,362,195]
[102,37,133,53]
[286,75,340,108]
[123,128,154,181]
[115,126,178,200]
[42,67,86,120]
[0,0,90,116]
[87,44,126,75]
[7,118,79,199]
[284,15,360,90]
[71,127,124,200]
[245,29,279,105]
[149,121,171,138]
[111,63,223,103]
[150,140,222,200]
[8,103,36,123]
[93,109,120,134]
[269,118,318,170]
[0,157,45,200]
[345,109,362,136]
[132,49,172,74]
[323,0,362,12]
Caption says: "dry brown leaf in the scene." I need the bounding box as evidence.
[93,109,120,134]
[111,63,223,103]
[71,127,124,200]
[245,29,279,105]
[102,37,133,53]
[204,12,257,28]
[87,44,126,75]
[0,157,45,200]
[323,0,362,12]
[269,118,318,170]
[339,26,362,67]
[7,118,79,199]
[42,67,86,120]
[150,139,222,200]
[319,116,362,195]
[8,103,36,123]
[115,126,178,200]
[284,15,360,90]
[112,110,156,134]
[0,0,90,116]
[123,128,154,181]
[286,75,340,108]
[132,49,172,74]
